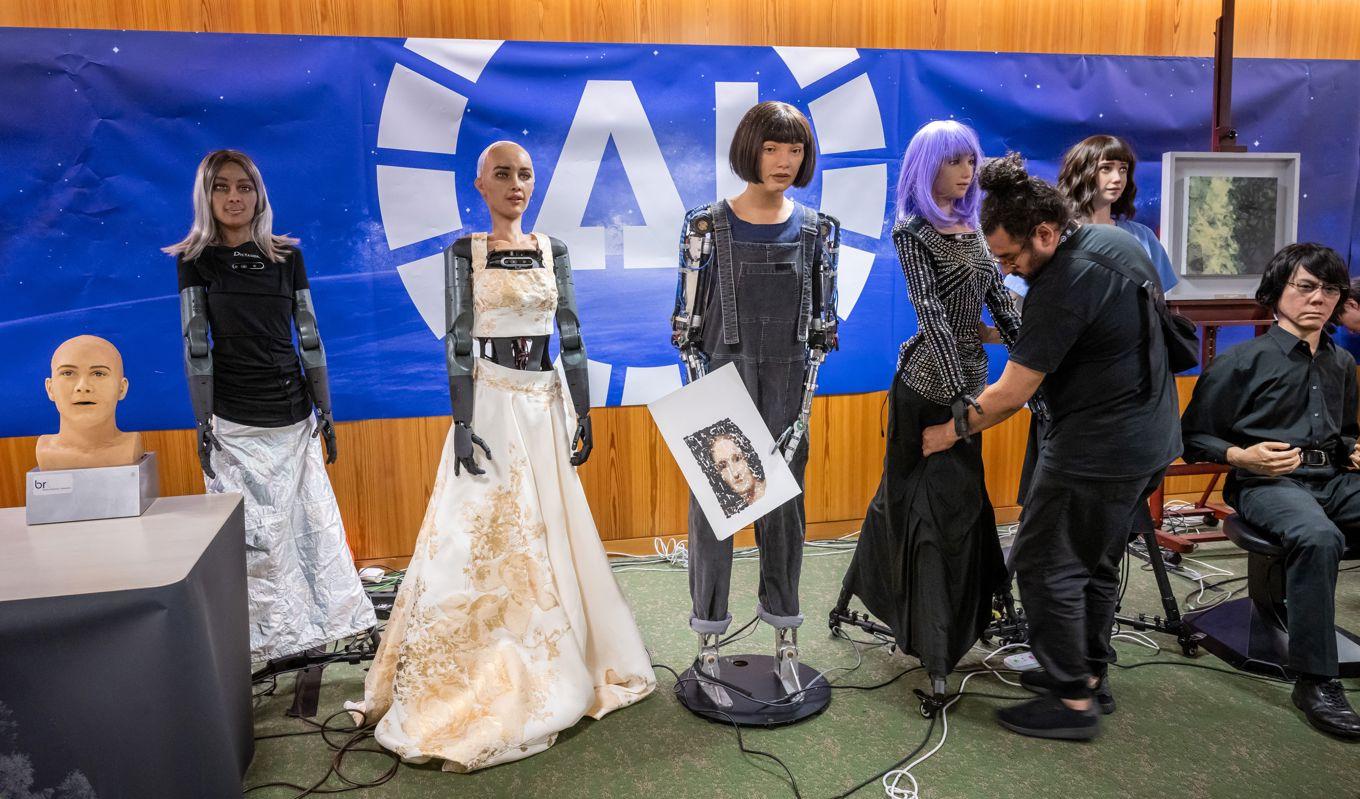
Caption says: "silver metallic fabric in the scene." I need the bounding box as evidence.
[206,415,375,661]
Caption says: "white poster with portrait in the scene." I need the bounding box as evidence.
[648,364,802,540]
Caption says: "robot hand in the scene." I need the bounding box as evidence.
[950,393,983,441]
[570,415,594,466]
[773,423,799,459]
[314,410,339,464]
[453,421,492,477]
[807,327,838,353]
[196,419,222,480]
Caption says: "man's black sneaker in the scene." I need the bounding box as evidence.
[996,694,1100,741]
[1018,669,1116,715]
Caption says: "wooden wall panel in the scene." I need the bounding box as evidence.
[4,1,1359,58]
[3,0,1353,559]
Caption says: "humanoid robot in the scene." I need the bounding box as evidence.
[37,335,145,471]
[170,149,374,662]
[352,142,654,772]
[671,101,840,707]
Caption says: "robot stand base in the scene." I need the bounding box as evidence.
[676,654,831,727]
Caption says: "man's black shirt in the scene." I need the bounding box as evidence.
[177,241,313,428]
[1008,224,1182,480]
[1182,324,1359,482]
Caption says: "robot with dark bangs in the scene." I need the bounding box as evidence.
[671,101,840,711]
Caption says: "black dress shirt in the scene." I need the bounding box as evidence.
[1182,324,1358,480]
[1009,224,1181,480]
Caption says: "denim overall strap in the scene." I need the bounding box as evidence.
[710,200,741,345]
[795,204,818,343]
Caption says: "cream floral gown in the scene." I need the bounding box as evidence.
[348,233,655,772]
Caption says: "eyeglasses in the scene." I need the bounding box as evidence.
[995,249,1023,268]
[1286,280,1344,299]
[994,231,1035,269]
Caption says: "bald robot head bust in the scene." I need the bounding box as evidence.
[473,140,535,226]
[36,335,145,471]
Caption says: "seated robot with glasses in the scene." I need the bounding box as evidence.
[1181,243,1360,740]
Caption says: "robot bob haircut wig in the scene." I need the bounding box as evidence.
[728,101,817,188]
[1254,242,1351,325]
[1057,134,1140,221]
[894,120,985,230]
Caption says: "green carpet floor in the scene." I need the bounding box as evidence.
[244,539,1360,798]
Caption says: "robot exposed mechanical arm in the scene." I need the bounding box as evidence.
[442,237,593,476]
[672,210,843,463]
[179,287,220,479]
[294,288,339,464]
[550,238,594,467]
[671,208,715,383]
[444,238,491,477]
[773,212,841,463]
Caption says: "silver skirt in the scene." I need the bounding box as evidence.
[206,415,376,661]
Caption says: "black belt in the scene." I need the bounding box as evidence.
[1300,448,1331,467]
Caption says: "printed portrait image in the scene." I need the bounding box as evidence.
[684,418,767,518]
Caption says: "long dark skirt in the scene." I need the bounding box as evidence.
[840,376,1008,678]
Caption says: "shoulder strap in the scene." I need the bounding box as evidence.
[798,202,818,234]
[894,215,942,270]
[1063,247,1168,309]
[896,214,942,254]
[709,199,731,232]
[470,232,488,271]
[1064,247,1143,283]
[532,232,553,270]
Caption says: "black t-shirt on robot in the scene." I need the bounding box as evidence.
[1008,224,1182,480]
[177,241,314,428]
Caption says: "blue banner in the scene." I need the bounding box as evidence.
[2,28,1357,437]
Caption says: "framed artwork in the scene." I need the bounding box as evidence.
[1160,151,1300,300]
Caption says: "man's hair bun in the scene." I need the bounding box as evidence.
[978,152,1030,194]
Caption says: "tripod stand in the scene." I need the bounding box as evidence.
[829,586,1028,717]
[829,528,1199,715]
[251,630,380,717]
[1113,529,1200,657]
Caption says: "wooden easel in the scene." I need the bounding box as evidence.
[1151,299,1272,553]
[1150,0,1261,553]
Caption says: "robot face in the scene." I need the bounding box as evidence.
[475,142,536,222]
[931,153,977,204]
[759,141,804,191]
[45,335,128,429]
[210,160,258,234]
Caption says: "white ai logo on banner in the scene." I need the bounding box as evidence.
[374,39,888,404]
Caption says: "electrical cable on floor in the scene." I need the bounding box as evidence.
[1181,575,1249,612]
[650,627,934,799]
[242,709,399,797]
[1111,630,1162,653]
[653,663,814,799]
[879,670,982,799]
[667,636,1034,799]
[608,534,861,573]
[975,642,1029,687]
[660,662,942,799]
[824,715,937,799]
[250,517,1357,795]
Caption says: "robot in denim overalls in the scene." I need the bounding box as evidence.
[671,101,840,707]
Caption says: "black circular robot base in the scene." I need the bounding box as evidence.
[675,654,831,727]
